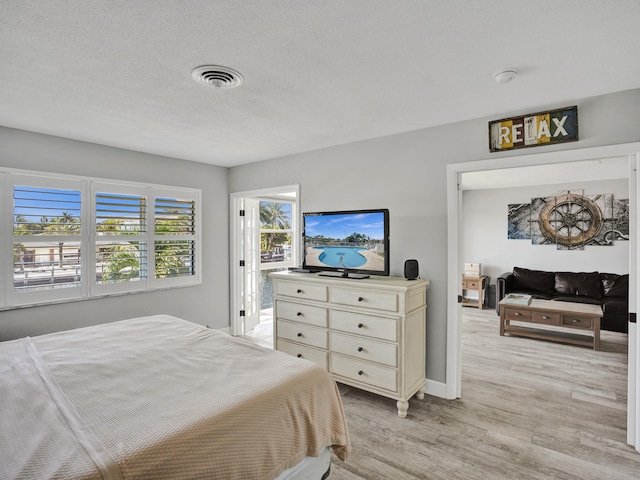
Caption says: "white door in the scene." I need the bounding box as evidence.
[242,198,261,334]
[230,185,300,338]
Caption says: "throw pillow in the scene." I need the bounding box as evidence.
[555,272,601,299]
[513,267,555,295]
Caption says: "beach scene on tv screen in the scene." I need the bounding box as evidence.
[304,212,385,271]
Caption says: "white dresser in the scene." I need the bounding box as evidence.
[271,271,429,417]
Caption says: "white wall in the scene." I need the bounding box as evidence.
[229,88,640,385]
[462,178,630,293]
[0,127,230,340]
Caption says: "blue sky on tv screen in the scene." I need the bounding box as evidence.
[305,212,384,240]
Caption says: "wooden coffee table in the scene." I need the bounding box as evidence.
[499,298,603,350]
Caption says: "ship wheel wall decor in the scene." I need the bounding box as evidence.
[507,190,629,250]
[538,193,603,248]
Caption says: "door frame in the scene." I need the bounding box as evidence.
[446,142,640,450]
[229,184,300,336]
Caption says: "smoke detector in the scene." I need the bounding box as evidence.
[192,65,243,89]
[494,69,517,84]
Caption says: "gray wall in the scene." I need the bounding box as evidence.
[0,127,230,340]
[1,88,638,383]
[228,88,640,384]
[462,178,630,287]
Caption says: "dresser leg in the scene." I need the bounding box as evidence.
[397,400,409,418]
[416,386,425,400]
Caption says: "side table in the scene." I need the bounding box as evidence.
[461,275,489,309]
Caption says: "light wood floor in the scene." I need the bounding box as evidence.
[245,308,639,479]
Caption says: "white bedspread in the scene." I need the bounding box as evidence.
[0,315,350,480]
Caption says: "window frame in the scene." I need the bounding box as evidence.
[7,173,86,306]
[1,169,201,310]
[150,187,200,290]
[90,181,150,296]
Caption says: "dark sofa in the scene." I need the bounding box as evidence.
[496,266,629,333]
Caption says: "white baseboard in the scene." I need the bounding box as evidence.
[425,378,447,399]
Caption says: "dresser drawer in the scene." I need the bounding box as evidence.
[276,281,328,302]
[503,307,532,322]
[330,354,397,392]
[462,279,479,289]
[276,320,328,349]
[562,314,593,329]
[276,300,328,327]
[331,310,397,341]
[330,287,398,312]
[277,340,328,369]
[532,310,560,325]
[330,331,397,367]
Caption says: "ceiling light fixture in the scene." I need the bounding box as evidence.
[192,65,243,89]
[494,69,517,84]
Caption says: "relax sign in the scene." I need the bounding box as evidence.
[489,106,578,152]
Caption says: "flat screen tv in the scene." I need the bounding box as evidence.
[302,208,389,279]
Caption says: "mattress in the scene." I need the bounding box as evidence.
[275,447,331,480]
[0,314,350,480]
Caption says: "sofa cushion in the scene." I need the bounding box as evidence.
[554,295,601,306]
[601,273,629,298]
[513,267,556,295]
[602,298,628,316]
[554,272,601,299]
[510,290,553,301]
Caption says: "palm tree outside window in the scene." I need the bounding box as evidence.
[259,201,293,266]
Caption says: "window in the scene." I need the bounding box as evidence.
[91,182,149,295]
[259,200,293,269]
[1,171,201,309]
[95,192,147,284]
[9,175,83,306]
[153,193,197,286]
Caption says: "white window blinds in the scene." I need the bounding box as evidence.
[0,171,201,309]
[9,175,84,305]
[151,192,199,288]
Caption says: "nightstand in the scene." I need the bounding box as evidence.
[461,275,489,309]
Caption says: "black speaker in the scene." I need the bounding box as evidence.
[404,259,419,280]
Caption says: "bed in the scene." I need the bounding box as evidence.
[0,315,350,479]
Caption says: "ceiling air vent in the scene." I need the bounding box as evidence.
[191,65,243,89]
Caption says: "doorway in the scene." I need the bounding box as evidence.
[230,185,300,347]
[447,143,640,450]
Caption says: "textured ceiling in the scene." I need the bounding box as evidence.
[1,1,639,167]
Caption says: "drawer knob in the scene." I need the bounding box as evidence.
[572,318,579,323]
[357,347,363,352]
[358,297,364,302]
[357,323,364,328]
[514,312,521,316]
[542,316,549,320]
[297,332,303,337]
[296,312,303,316]
[297,353,302,358]
[358,370,364,376]
[296,289,302,294]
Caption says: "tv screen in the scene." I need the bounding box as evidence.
[302,209,389,278]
